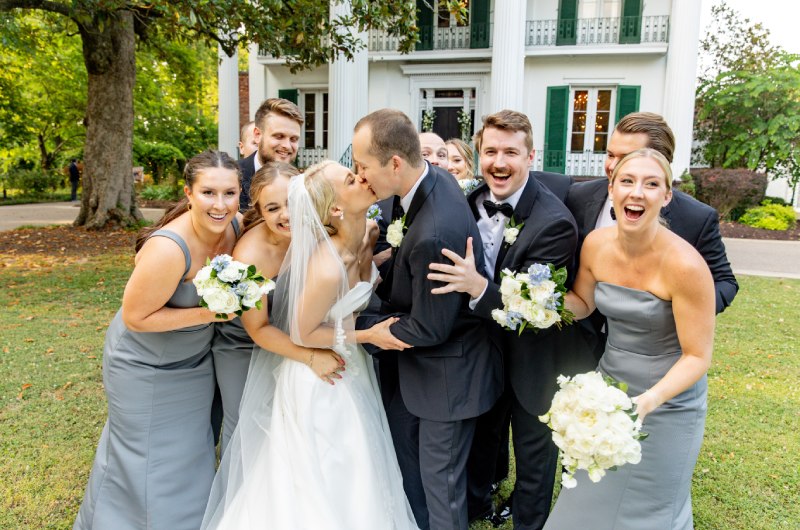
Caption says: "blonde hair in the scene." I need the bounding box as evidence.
[303,160,339,236]
[445,138,475,179]
[611,148,673,191]
[242,161,299,233]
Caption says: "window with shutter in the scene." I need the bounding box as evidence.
[417,0,434,51]
[277,89,299,105]
[619,0,642,44]
[557,0,577,46]
[470,0,490,49]
[544,86,569,173]
[615,86,640,122]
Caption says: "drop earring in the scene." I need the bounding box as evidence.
[339,210,345,220]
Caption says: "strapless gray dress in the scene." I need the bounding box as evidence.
[211,286,273,454]
[544,282,707,530]
[74,230,216,530]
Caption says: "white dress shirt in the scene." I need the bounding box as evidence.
[595,194,616,229]
[470,177,528,308]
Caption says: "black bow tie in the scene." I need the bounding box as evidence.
[609,205,616,221]
[483,200,513,219]
[392,197,405,219]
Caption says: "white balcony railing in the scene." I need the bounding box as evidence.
[368,24,492,52]
[525,15,669,47]
[296,148,327,169]
[531,150,606,178]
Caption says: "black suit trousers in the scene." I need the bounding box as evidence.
[386,382,477,530]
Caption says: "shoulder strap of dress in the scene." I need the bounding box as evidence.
[232,216,241,238]
[149,229,191,279]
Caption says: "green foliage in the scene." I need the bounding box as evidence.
[691,168,767,220]
[0,169,65,196]
[676,171,696,197]
[695,2,800,190]
[132,139,185,184]
[137,183,180,201]
[738,203,797,231]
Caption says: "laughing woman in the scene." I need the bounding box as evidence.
[74,151,243,530]
[544,148,715,530]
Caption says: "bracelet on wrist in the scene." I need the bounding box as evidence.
[307,351,315,369]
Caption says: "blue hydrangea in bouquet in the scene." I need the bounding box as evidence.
[193,254,275,319]
[491,263,574,334]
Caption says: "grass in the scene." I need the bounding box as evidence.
[0,248,797,529]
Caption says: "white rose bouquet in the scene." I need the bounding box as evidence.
[490,263,573,334]
[457,178,481,195]
[539,371,648,489]
[193,254,275,319]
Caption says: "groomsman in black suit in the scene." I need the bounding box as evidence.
[428,110,595,530]
[566,112,738,357]
[353,109,503,530]
[237,98,304,211]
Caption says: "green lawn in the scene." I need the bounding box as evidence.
[1,249,797,529]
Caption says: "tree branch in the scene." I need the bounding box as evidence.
[0,0,72,17]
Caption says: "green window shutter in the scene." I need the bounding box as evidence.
[619,0,642,44]
[544,86,569,173]
[278,89,299,105]
[615,86,640,122]
[470,0,491,49]
[416,0,434,51]
[556,0,577,46]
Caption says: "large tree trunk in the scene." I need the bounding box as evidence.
[74,11,142,229]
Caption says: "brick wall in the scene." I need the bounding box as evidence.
[238,71,250,130]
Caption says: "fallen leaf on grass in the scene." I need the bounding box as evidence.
[23,338,34,343]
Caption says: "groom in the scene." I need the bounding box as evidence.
[353,109,503,530]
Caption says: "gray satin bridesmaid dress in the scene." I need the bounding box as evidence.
[544,282,707,530]
[211,285,272,455]
[74,230,217,530]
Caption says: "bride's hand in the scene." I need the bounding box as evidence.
[309,349,345,385]
[364,317,411,351]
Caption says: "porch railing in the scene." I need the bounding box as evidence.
[525,15,669,47]
[296,148,327,169]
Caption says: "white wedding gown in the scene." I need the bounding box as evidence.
[203,266,419,530]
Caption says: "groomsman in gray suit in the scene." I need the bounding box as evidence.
[354,109,503,530]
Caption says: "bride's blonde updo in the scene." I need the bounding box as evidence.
[303,160,340,236]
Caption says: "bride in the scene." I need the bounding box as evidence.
[202,160,419,530]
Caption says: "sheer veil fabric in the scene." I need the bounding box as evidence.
[202,174,418,530]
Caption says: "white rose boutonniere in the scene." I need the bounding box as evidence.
[503,216,524,245]
[386,215,407,248]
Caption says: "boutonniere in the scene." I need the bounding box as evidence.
[503,216,524,245]
[387,214,407,248]
[366,203,383,221]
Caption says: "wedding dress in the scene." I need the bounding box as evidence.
[202,174,419,530]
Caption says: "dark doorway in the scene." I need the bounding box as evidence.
[433,107,460,141]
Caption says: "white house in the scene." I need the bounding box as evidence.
[219,0,701,180]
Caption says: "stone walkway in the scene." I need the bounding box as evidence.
[0,201,165,232]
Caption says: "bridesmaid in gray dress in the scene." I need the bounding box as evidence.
[211,161,326,454]
[74,151,243,530]
[545,148,715,530]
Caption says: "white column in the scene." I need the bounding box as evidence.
[354,29,369,123]
[489,0,527,113]
[218,44,239,158]
[248,43,265,120]
[328,0,367,164]
[662,0,702,179]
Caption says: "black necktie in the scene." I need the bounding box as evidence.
[483,200,513,219]
[392,196,404,220]
[609,205,616,221]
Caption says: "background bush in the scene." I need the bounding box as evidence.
[690,168,767,220]
[138,183,181,201]
[0,168,65,196]
[738,202,797,231]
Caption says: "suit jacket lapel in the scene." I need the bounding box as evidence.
[404,164,437,229]
[467,182,489,221]
[493,177,540,282]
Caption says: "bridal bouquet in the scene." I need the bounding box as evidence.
[539,371,648,489]
[458,178,481,195]
[490,263,573,334]
[193,254,275,318]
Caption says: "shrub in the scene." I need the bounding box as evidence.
[762,196,789,206]
[738,203,797,231]
[690,168,767,220]
[0,168,65,195]
[675,171,696,197]
[138,183,180,201]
